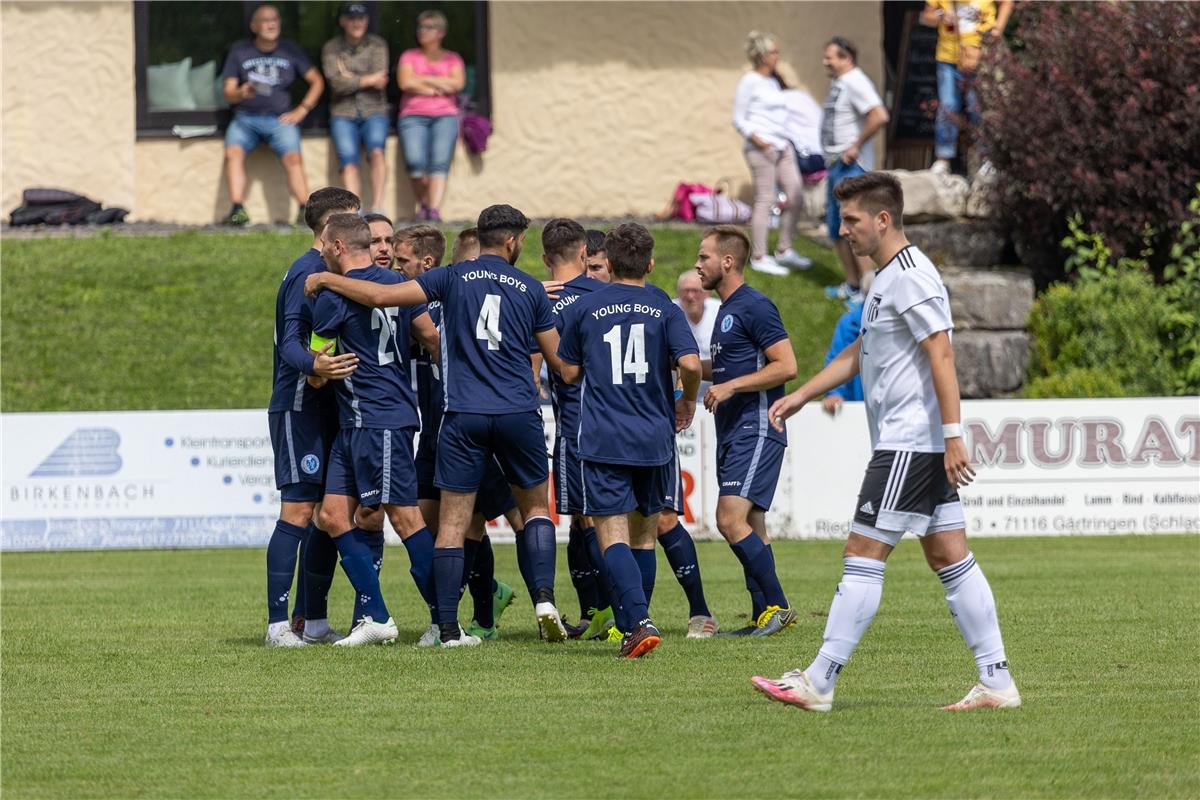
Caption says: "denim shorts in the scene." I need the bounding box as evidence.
[398,114,458,177]
[826,158,867,240]
[330,113,389,168]
[225,112,301,157]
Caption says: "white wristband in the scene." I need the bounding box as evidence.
[943,422,963,439]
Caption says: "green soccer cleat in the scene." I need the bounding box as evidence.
[605,624,623,643]
[581,606,614,640]
[492,580,515,625]
[465,619,500,641]
[223,205,250,226]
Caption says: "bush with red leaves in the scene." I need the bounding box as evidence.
[978,2,1200,278]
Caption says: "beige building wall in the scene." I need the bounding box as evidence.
[3,1,883,225]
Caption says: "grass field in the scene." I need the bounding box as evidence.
[3,536,1198,799]
[0,227,841,413]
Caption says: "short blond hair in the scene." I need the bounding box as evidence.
[745,31,778,67]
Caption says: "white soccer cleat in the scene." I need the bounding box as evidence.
[686,615,719,639]
[942,681,1022,710]
[535,601,567,642]
[416,623,439,648]
[438,628,483,648]
[750,669,834,712]
[264,623,307,648]
[774,248,813,271]
[301,620,345,644]
[332,615,398,647]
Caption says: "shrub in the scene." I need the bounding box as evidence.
[979,2,1200,280]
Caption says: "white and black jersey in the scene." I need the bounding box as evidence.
[859,244,954,454]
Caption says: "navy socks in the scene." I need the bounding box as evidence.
[524,516,557,604]
[433,547,465,641]
[603,542,648,633]
[351,528,385,625]
[512,527,534,600]
[402,527,437,624]
[266,520,306,623]
[303,525,339,621]
[335,532,389,622]
[467,535,497,629]
[631,548,657,610]
[730,534,787,610]
[582,527,614,610]
[567,520,601,617]
[659,522,711,618]
[291,523,312,620]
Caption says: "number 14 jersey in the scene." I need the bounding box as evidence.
[416,254,555,415]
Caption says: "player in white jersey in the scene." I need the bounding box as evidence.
[751,172,1020,712]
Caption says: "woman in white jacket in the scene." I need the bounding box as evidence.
[732,32,812,276]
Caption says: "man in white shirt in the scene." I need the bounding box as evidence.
[674,271,721,398]
[819,37,889,307]
[752,171,1020,714]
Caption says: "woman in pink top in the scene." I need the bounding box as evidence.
[397,10,465,222]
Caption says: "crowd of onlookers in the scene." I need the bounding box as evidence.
[220,2,464,226]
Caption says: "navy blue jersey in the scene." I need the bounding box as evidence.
[710,284,789,445]
[312,266,423,430]
[412,299,444,436]
[269,248,332,414]
[558,283,698,466]
[415,254,555,414]
[549,274,602,440]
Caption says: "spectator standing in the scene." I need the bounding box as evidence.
[921,0,1014,175]
[396,10,465,223]
[221,4,324,226]
[731,32,813,277]
[673,271,721,398]
[819,36,888,306]
[322,3,390,215]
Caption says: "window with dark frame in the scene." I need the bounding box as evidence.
[135,0,490,138]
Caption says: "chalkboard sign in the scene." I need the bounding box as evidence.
[890,10,940,142]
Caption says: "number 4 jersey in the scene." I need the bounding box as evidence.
[311,265,423,430]
[415,253,555,415]
[558,283,698,466]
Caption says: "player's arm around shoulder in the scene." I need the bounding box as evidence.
[305,269,428,308]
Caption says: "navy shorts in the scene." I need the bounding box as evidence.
[553,435,585,516]
[581,460,672,517]
[325,427,418,508]
[717,434,785,511]
[268,409,338,502]
[477,458,517,521]
[415,429,439,500]
[435,411,548,492]
[662,447,685,515]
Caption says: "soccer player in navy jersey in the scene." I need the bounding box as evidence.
[536,219,608,638]
[306,204,567,646]
[393,223,519,644]
[265,187,367,648]
[365,213,395,269]
[557,223,702,658]
[308,213,442,646]
[694,225,799,637]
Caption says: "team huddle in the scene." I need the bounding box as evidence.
[265,173,1021,710]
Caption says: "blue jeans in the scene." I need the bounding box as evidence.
[330,113,389,169]
[935,61,981,160]
[225,112,301,157]
[825,158,867,240]
[398,114,458,177]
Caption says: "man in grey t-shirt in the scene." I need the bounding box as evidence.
[819,37,889,308]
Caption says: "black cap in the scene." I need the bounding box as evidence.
[340,2,368,17]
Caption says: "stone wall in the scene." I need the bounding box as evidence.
[892,171,1032,398]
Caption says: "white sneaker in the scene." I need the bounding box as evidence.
[302,619,345,644]
[749,256,790,276]
[930,159,951,175]
[535,601,567,642]
[416,623,439,648]
[686,615,719,639]
[438,627,483,648]
[750,669,834,712]
[774,248,813,271]
[265,622,306,648]
[942,681,1022,710]
[332,615,398,647]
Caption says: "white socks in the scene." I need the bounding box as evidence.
[938,553,1012,690]
[806,556,886,695]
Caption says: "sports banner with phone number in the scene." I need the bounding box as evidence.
[1,398,1196,550]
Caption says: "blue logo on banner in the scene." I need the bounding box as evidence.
[720,315,733,333]
[300,454,320,475]
[29,428,123,477]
